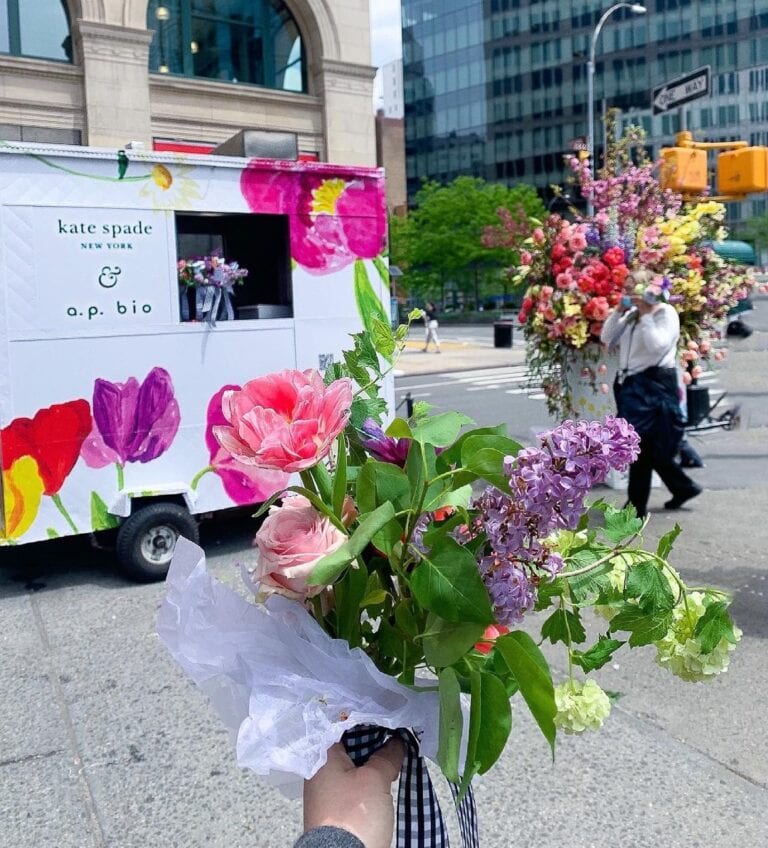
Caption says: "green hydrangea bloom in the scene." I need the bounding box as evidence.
[654,591,741,682]
[554,679,612,734]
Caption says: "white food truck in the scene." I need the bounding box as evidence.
[0,141,391,579]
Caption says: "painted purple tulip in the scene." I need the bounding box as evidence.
[81,367,181,468]
[193,385,289,505]
[360,418,411,467]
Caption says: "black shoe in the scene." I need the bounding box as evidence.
[727,319,753,338]
[664,485,703,510]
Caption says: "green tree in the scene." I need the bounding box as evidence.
[741,212,768,252]
[389,177,545,307]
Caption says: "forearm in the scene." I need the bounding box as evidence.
[600,309,622,344]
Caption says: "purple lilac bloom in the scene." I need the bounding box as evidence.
[360,418,411,467]
[480,554,538,626]
[474,417,639,623]
[81,367,181,467]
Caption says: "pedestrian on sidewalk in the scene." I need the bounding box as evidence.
[601,270,702,518]
[422,301,441,353]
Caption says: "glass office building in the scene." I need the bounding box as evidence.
[402,0,768,224]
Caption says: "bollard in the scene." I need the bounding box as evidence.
[405,392,414,418]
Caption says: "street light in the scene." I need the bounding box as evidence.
[586,3,647,215]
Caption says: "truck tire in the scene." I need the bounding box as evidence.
[116,502,199,582]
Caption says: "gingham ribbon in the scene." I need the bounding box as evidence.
[343,726,478,848]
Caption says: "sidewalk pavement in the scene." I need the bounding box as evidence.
[395,335,526,377]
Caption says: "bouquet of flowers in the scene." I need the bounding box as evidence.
[157,315,740,843]
[514,117,757,419]
[177,255,249,289]
[177,254,249,324]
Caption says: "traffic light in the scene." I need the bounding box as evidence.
[717,147,768,195]
[659,147,708,193]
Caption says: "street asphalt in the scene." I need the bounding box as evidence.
[1,303,767,847]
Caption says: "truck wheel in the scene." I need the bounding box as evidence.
[116,502,199,582]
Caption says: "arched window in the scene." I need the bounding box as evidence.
[148,0,306,93]
[0,0,72,62]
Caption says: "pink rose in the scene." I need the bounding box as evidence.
[532,228,545,244]
[213,369,352,472]
[253,495,347,600]
[540,285,554,299]
[699,340,711,355]
[520,250,533,265]
[569,234,587,252]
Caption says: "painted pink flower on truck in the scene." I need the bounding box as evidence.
[240,165,387,274]
[190,385,289,506]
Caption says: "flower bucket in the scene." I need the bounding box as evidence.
[561,344,618,420]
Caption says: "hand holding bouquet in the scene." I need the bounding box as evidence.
[158,315,740,842]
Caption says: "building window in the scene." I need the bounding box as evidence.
[148,0,306,93]
[0,0,72,61]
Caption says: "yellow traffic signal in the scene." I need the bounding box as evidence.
[659,147,708,193]
[717,147,768,194]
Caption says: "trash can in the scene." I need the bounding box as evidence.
[493,321,513,348]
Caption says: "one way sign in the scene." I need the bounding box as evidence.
[652,66,711,115]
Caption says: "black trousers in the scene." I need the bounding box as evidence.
[628,432,697,517]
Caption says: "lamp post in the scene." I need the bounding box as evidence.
[586,3,647,215]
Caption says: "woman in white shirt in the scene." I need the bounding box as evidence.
[601,271,702,518]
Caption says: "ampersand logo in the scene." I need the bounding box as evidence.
[98,266,122,288]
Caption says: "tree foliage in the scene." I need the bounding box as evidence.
[389,177,545,302]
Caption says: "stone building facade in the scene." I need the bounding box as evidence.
[0,0,376,166]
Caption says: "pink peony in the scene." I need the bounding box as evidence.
[253,495,347,600]
[213,370,352,473]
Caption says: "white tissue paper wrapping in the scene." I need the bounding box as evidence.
[157,537,443,798]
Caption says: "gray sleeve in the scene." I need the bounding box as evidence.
[294,826,365,848]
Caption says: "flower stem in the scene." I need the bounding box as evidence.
[190,465,215,490]
[25,152,150,182]
[299,470,317,496]
[51,494,78,534]
[116,463,125,491]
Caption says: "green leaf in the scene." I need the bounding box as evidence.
[436,425,508,471]
[656,523,682,560]
[494,631,556,753]
[534,577,564,611]
[460,447,512,492]
[354,259,392,362]
[410,538,494,625]
[342,349,372,390]
[460,434,522,468]
[694,600,739,654]
[424,483,473,513]
[385,418,413,439]
[360,588,389,607]
[562,552,615,604]
[410,412,474,447]
[332,433,347,519]
[334,563,368,647]
[609,604,673,647]
[602,505,643,544]
[571,636,625,672]
[457,670,512,802]
[394,601,419,639]
[625,561,675,613]
[372,254,390,285]
[91,491,119,531]
[308,502,396,585]
[371,316,396,360]
[437,668,463,783]
[423,613,486,668]
[356,460,411,514]
[540,608,586,645]
[46,527,60,539]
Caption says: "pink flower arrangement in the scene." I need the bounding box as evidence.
[213,369,353,473]
[252,494,347,600]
